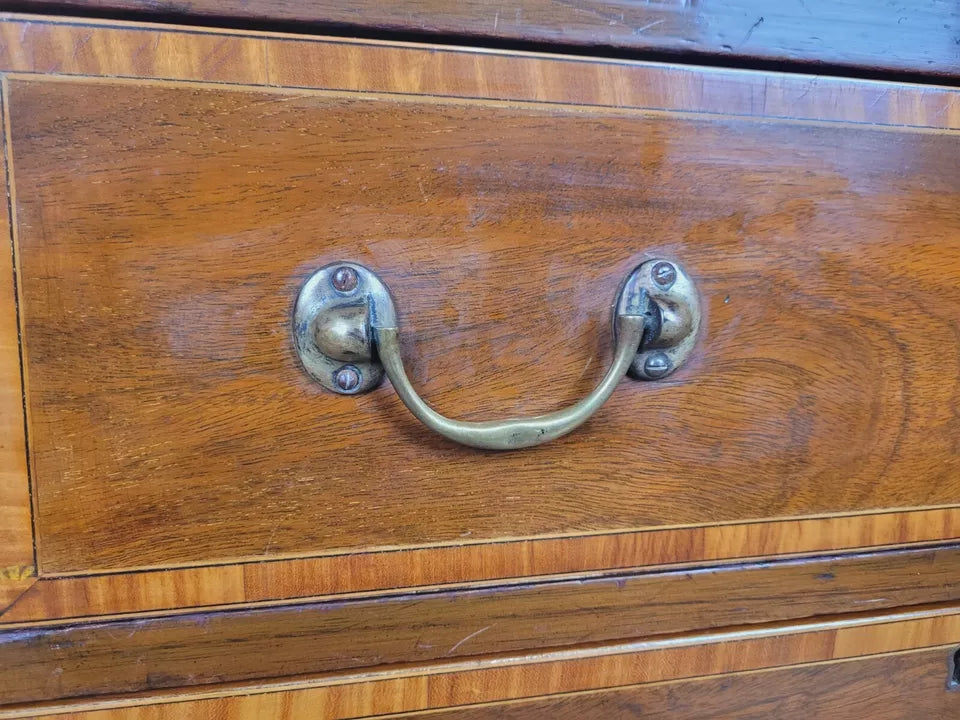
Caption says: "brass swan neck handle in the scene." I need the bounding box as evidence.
[294,260,700,451]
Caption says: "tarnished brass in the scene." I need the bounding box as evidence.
[625,260,700,380]
[376,315,644,449]
[313,304,370,362]
[292,262,396,395]
[294,260,700,449]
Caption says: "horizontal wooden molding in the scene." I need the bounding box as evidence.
[5,604,960,718]
[3,508,960,623]
[4,1,959,80]
[0,15,957,130]
[3,544,960,705]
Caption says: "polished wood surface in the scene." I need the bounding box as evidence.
[3,545,960,704]
[5,507,958,622]
[0,14,955,617]
[13,605,960,719]
[401,648,960,719]
[0,89,33,609]
[9,2,960,78]
[0,13,958,718]
[11,72,960,572]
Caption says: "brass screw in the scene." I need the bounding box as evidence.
[651,262,676,290]
[334,365,361,392]
[331,266,358,293]
[643,352,672,379]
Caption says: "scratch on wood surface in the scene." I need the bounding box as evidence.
[576,354,594,382]
[71,31,92,61]
[739,16,764,47]
[869,88,891,109]
[634,19,666,35]
[447,625,493,654]
[933,96,956,119]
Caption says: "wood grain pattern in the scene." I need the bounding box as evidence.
[3,545,960,704]
[0,16,958,718]
[398,648,960,719]
[0,17,958,130]
[8,1,960,79]
[3,507,959,623]
[9,73,960,572]
[0,15,957,632]
[0,78,34,611]
[13,605,960,719]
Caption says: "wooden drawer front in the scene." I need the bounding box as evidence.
[12,64,960,574]
[1,14,959,718]
[1,17,959,624]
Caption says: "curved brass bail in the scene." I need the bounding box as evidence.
[375,313,645,450]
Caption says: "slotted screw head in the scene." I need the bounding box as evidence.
[334,365,361,392]
[643,352,672,379]
[651,262,676,290]
[331,266,358,293]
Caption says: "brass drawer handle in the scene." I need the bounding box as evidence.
[294,260,700,450]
